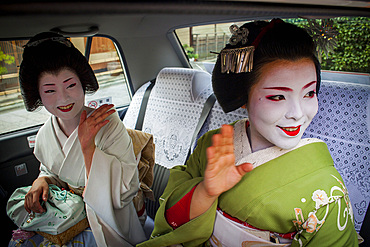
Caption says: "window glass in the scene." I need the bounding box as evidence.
[176,17,370,76]
[0,36,131,135]
[176,22,245,72]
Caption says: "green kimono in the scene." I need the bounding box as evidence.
[139,120,358,247]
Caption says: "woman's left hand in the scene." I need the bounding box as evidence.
[78,104,115,175]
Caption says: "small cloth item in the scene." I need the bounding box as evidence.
[7,184,88,245]
[127,129,155,215]
[12,229,35,240]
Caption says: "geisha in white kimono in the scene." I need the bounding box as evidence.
[33,110,146,246]
[10,31,146,247]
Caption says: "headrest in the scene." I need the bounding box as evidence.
[153,67,212,103]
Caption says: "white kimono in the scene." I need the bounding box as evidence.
[34,110,146,247]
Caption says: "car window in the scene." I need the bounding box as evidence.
[176,17,369,81]
[0,36,131,135]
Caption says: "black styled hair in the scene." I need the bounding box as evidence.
[19,32,98,111]
[212,20,321,113]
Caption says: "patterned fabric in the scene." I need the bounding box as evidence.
[196,101,249,140]
[124,68,214,169]
[303,80,370,232]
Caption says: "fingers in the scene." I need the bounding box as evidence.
[90,104,115,120]
[220,124,234,138]
[24,201,31,214]
[206,146,216,168]
[79,109,87,124]
[24,178,49,214]
[42,188,48,202]
[221,125,233,154]
[207,125,235,172]
[211,134,221,161]
[211,125,234,156]
[86,104,115,129]
[236,163,254,176]
[24,191,45,214]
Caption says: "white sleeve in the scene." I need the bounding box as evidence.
[83,112,139,218]
[39,163,69,188]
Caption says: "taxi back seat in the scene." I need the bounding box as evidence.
[124,67,213,169]
[124,67,369,237]
[124,67,214,219]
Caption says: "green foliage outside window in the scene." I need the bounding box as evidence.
[0,47,15,75]
[183,44,199,60]
[286,17,370,73]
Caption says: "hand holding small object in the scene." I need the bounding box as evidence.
[24,177,49,214]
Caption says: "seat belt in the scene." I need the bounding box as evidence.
[135,79,155,131]
[188,93,216,158]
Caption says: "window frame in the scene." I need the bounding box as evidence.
[0,34,134,136]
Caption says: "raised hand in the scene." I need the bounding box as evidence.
[78,104,115,175]
[190,125,253,219]
[203,124,253,197]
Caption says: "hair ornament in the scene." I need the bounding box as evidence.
[229,24,249,46]
[220,46,255,74]
[305,19,338,61]
[24,37,72,48]
[221,24,253,73]
[220,19,284,74]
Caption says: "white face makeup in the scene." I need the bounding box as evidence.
[247,58,318,151]
[38,69,85,129]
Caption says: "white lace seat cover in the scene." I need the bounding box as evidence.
[124,67,213,169]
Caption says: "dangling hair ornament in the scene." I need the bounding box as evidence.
[220,19,283,74]
[221,24,254,74]
[220,46,254,74]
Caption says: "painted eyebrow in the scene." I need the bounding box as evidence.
[63,77,73,83]
[263,81,317,92]
[41,77,73,86]
[302,81,317,90]
[263,86,292,92]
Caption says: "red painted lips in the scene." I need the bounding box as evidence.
[58,103,74,112]
[278,126,301,136]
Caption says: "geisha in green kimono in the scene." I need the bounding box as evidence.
[138,19,359,247]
